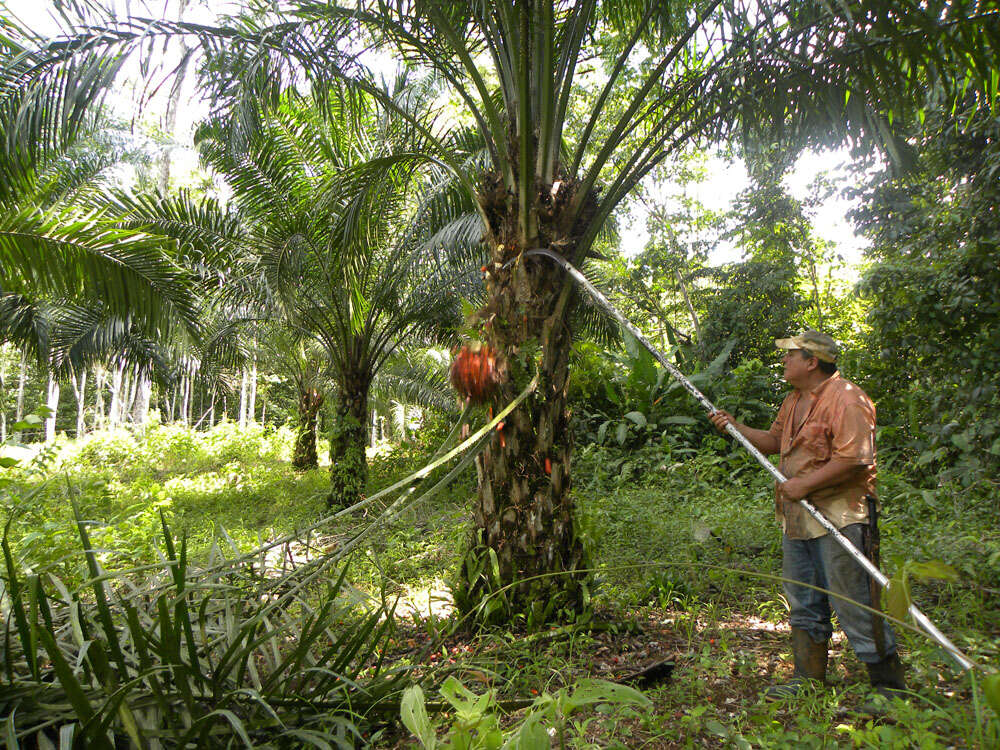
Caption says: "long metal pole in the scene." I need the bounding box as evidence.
[526,248,973,671]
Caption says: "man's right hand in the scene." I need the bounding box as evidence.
[709,410,735,434]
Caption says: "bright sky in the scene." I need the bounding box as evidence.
[620,149,868,266]
[7,0,870,268]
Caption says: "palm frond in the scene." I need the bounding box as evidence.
[0,207,200,341]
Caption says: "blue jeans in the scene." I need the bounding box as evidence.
[783,523,897,664]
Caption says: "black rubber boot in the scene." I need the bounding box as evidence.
[765,627,828,701]
[860,652,907,715]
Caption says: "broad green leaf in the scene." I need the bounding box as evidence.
[615,422,628,445]
[886,576,911,623]
[983,673,1000,718]
[400,685,436,749]
[563,679,651,711]
[440,676,492,719]
[514,715,550,750]
[488,548,501,583]
[623,411,646,427]
[0,457,19,468]
[907,561,960,582]
[5,712,16,750]
[705,719,729,737]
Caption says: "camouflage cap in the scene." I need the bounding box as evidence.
[775,330,839,363]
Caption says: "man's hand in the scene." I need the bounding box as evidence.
[779,476,810,502]
[709,409,734,434]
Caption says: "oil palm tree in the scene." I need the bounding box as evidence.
[256,325,330,469]
[295,0,997,623]
[109,84,473,505]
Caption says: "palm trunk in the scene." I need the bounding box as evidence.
[238,368,248,428]
[15,352,26,422]
[454,179,589,626]
[133,373,151,430]
[71,370,87,438]
[248,356,258,425]
[292,388,324,470]
[45,375,59,443]
[94,367,106,430]
[327,377,369,508]
[109,362,125,427]
[186,363,196,425]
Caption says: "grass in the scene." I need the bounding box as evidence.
[2,421,998,747]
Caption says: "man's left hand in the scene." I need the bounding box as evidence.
[780,476,810,502]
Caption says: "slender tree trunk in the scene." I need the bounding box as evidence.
[94,367,106,430]
[109,362,125,427]
[71,370,87,438]
[327,377,369,508]
[248,356,258,425]
[238,368,248,428]
[45,375,59,443]
[674,269,705,361]
[180,366,191,427]
[158,43,191,193]
[133,373,151,430]
[125,370,138,423]
[185,363,196,425]
[208,386,216,427]
[454,182,588,627]
[370,409,378,448]
[15,352,26,423]
[293,388,324,470]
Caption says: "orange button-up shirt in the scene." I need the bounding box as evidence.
[767,372,877,539]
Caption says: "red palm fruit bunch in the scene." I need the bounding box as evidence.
[450,342,501,404]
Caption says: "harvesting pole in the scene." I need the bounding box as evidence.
[524,248,973,672]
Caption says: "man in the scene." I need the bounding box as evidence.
[709,330,905,704]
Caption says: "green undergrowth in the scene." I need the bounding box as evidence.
[2,423,998,746]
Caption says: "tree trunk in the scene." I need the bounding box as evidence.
[238,368,248,428]
[327,378,369,508]
[94,367,106,430]
[15,352,26,423]
[109,362,125,427]
[45,375,59,443]
[133,373,151,430]
[454,180,589,628]
[158,43,191,194]
[674,268,705,362]
[71,370,87,438]
[248,356,258,425]
[208,386,216,427]
[292,388,324,470]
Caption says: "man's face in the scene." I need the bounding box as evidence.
[782,348,814,387]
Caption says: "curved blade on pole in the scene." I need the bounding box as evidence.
[525,248,973,672]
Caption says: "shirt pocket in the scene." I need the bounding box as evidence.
[802,423,831,461]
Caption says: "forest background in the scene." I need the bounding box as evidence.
[1,0,998,747]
